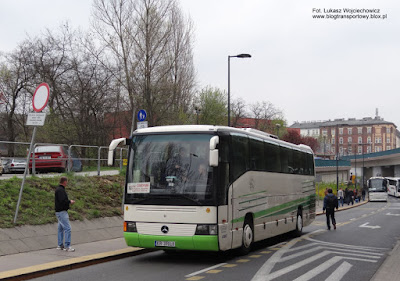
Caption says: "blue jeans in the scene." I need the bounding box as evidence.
[56,211,72,248]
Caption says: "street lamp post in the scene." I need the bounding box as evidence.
[228,53,251,126]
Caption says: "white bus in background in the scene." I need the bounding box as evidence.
[367,177,389,202]
[386,177,400,198]
[108,125,316,254]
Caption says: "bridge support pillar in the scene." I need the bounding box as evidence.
[372,166,382,177]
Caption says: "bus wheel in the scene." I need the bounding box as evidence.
[238,217,253,255]
[293,210,303,237]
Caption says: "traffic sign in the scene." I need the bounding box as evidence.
[137,121,148,129]
[137,109,147,121]
[26,113,46,126]
[32,83,50,112]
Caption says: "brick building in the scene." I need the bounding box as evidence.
[289,116,400,158]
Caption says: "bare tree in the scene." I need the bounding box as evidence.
[249,101,283,133]
[231,97,248,127]
[0,42,36,151]
[91,0,196,128]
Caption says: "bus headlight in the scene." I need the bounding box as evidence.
[124,221,137,232]
[195,224,218,235]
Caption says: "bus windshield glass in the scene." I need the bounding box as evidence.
[368,179,387,192]
[125,134,215,206]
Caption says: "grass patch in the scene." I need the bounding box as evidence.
[0,175,124,228]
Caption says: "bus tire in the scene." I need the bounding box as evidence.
[293,209,303,237]
[238,215,254,255]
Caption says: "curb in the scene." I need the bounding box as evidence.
[0,247,152,281]
[316,200,369,216]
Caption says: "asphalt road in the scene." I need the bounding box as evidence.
[30,197,400,281]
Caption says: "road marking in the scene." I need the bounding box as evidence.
[186,276,204,281]
[260,251,271,254]
[237,259,250,263]
[185,263,227,278]
[359,222,381,229]
[325,261,352,281]
[251,230,323,281]
[222,264,237,268]
[250,255,261,258]
[386,212,400,216]
[206,270,222,274]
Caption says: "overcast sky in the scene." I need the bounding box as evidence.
[1,0,399,127]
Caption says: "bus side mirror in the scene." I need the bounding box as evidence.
[108,138,127,166]
[209,136,219,167]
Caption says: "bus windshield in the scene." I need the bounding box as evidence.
[368,179,387,192]
[125,134,215,206]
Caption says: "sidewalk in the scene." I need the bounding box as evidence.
[0,199,398,281]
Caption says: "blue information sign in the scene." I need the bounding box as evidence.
[137,109,147,121]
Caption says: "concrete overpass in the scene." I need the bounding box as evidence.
[315,148,400,185]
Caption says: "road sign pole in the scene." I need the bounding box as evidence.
[14,127,37,223]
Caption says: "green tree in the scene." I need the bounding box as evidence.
[197,86,227,125]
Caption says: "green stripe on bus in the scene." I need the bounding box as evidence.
[238,190,268,198]
[124,233,219,251]
[231,195,315,224]
[239,196,268,204]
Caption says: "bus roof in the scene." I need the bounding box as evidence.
[133,125,314,154]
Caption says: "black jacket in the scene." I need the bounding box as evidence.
[55,185,70,212]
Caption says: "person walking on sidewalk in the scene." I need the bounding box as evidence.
[323,188,338,230]
[338,188,344,207]
[55,176,75,252]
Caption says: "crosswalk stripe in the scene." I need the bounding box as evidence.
[325,261,352,281]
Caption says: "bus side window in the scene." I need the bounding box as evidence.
[231,134,249,181]
[265,142,280,173]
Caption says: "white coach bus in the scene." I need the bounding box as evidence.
[367,177,389,202]
[108,125,316,254]
[386,177,400,198]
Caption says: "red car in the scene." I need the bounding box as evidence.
[29,145,82,173]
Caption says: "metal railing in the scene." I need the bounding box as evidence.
[0,140,128,176]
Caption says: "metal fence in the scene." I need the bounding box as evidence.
[0,140,128,176]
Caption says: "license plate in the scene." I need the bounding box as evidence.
[40,156,51,159]
[155,241,175,247]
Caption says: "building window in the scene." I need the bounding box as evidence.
[331,128,335,135]
[339,137,343,144]
[367,146,371,153]
[387,146,391,150]
[358,127,362,134]
[358,146,362,154]
[348,128,352,135]
[375,146,382,152]
[331,147,335,154]
[387,127,391,134]
[331,138,335,144]
[348,137,352,143]
[358,137,362,144]
[387,137,390,144]
[339,128,343,135]
[339,147,343,154]
[367,127,372,134]
[322,129,327,136]
[367,137,371,144]
[348,147,352,154]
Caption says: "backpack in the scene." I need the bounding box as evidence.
[326,195,336,209]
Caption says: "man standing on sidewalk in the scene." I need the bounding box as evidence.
[55,176,75,252]
[323,188,338,230]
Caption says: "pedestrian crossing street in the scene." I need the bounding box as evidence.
[251,230,387,281]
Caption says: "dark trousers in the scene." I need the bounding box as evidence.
[326,209,336,229]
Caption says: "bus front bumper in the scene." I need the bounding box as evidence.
[124,232,219,251]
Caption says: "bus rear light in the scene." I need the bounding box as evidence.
[124,221,137,232]
[195,224,218,235]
